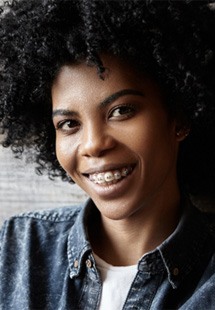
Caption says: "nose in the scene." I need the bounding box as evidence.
[79,123,116,157]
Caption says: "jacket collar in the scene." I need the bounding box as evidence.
[158,200,215,288]
[67,198,215,287]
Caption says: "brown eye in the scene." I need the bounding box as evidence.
[56,119,80,133]
[109,105,135,120]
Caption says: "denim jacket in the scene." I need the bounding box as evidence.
[0,198,215,310]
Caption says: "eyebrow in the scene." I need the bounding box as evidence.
[100,89,144,107]
[52,109,77,118]
[52,88,144,118]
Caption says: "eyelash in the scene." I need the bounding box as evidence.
[55,104,136,133]
[108,104,136,120]
[56,119,80,133]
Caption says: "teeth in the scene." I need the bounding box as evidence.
[114,171,121,180]
[89,166,132,184]
[97,173,105,184]
[121,167,130,176]
[104,172,115,182]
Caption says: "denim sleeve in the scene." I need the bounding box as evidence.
[0,214,74,309]
[0,217,35,308]
[0,220,7,261]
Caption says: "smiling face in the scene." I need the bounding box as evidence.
[52,55,181,221]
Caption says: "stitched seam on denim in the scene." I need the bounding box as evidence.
[7,207,82,223]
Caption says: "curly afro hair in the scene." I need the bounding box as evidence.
[1,0,215,199]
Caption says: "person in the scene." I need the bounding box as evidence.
[1,0,215,309]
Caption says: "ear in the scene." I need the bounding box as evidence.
[175,124,190,141]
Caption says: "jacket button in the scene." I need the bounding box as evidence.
[86,259,93,268]
[74,260,79,268]
[173,267,179,276]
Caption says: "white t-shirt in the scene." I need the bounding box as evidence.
[93,253,138,310]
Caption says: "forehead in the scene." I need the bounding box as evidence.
[53,55,141,89]
[51,55,164,108]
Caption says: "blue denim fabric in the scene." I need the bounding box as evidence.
[0,198,215,310]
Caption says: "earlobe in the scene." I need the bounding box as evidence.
[175,127,190,141]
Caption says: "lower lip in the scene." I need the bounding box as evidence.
[85,167,136,200]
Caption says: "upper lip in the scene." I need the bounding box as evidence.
[82,163,136,175]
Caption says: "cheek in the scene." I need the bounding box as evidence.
[55,137,77,173]
[129,122,177,166]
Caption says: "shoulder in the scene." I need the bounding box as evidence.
[0,204,84,249]
[2,204,82,225]
[15,204,82,222]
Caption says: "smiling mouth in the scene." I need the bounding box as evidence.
[86,166,134,185]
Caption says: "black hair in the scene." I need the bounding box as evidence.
[1,0,215,200]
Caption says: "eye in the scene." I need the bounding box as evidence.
[55,119,80,134]
[109,105,135,120]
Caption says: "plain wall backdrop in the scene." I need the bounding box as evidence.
[0,145,87,226]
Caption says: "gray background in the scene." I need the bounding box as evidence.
[0,143,87,226]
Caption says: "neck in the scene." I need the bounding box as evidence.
[90,190,181,266]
